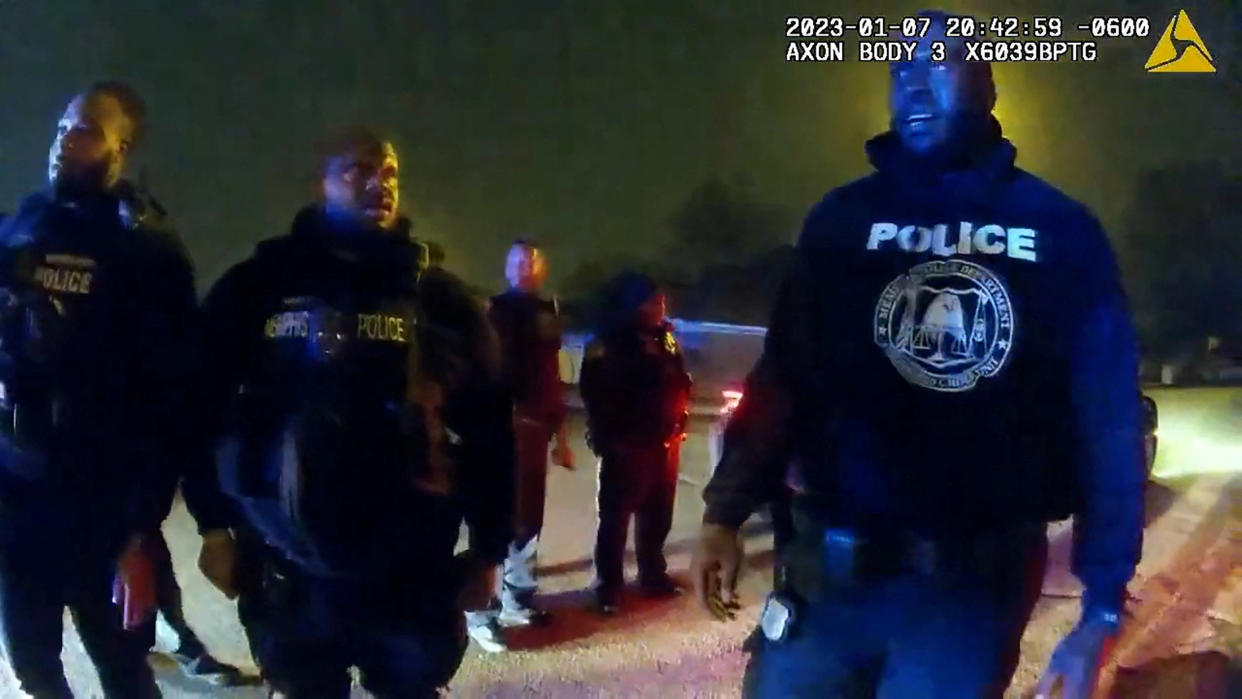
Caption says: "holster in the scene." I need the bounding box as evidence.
[235,530,303,614]
[782,506,903,601]
[783,500,1045,603]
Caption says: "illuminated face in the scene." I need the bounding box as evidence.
[888,19,993,155]
[636,291,667,328]
[322,141,400,230]
[505,245,547,292]
[48,93,130,192]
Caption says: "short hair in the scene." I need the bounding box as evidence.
[319,126,392,177]
[85,81,147,147]
[512,238,540,249]
[594,271,661,337]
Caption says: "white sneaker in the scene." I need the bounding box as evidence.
[467,620,509,653]
[498,604,550,627]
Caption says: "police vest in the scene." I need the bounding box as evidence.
[219,236,453,568]
[0,195,143,480]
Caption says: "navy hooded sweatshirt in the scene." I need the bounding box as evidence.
[703,122,1144,614]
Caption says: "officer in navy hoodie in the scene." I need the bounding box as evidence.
[0,82,197,698]
[693,12,1143,699]
[186,128,514,698]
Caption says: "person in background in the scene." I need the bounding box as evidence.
[466,240,574,653]
[581,272,691,615]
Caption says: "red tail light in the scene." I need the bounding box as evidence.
[721,389,743,415]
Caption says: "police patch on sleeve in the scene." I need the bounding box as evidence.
[873,260,1015,393]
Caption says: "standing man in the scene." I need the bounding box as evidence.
[466,240,574,652]
[582,273,691,614]
[0,82,199,698]
[693,12,1144,699]
[188,127,515,698]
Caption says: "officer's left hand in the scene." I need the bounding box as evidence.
[455,551,497,611]
[113,535,157,631]
[1034,612,1119,699]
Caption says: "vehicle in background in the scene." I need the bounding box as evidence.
[1142,393,1159,478]
[707,384,743,478]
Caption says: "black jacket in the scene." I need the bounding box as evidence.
[704,124,1143,613]
[580,322,692,450]
[0,185,196,535]
[488,289,566,425]
[184,206,515,579]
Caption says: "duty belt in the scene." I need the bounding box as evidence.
[782,501,1045,601]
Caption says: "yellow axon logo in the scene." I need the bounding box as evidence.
[264,311,310,339]
[1145,10,1215,73]
[357,313,409,343]
[33,254,96,295]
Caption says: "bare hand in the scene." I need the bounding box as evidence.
[198,529,239,599]
[551,439,575,470]
[1034,615,1118,699]
[692,523,743,621]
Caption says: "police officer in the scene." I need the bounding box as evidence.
[466,240,574,652]
[186,127,514,698]
[692,12,1144,698]
[0,82,199,698]
[582,273,692,614]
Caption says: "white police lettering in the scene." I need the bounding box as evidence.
[930,224,955,256]
[1007,228,1037,262]
[866,223,897,249]
[866,222,1039,262]
[897,226,931,253]
[973,224,1005,255]
[874,259,1016,392]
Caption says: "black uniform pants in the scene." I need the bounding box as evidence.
[237,550,467,699]
[0,498,159,699]
[146,527,206,658]
[744,525,1047,699]
[593,441,679,594]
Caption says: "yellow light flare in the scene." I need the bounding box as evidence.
[1146,387,1242,479]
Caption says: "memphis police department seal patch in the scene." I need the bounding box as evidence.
[873,259,1015,393]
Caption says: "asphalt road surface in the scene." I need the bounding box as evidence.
[2,387,1239,697]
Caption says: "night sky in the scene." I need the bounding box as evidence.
[0,0,1237,292]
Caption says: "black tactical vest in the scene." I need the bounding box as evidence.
[218,229,452,572]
